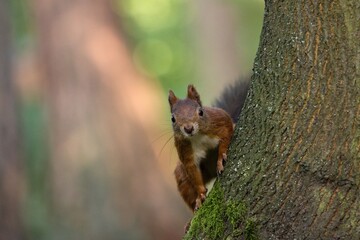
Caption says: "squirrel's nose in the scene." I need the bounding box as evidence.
[184,125,194,134]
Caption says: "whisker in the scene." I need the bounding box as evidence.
[151,130,173,145]
[158,134,174,158]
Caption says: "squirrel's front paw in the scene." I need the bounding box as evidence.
[217,162,224,174]
[194,197,202,211]
[194,192,206,211]
[217,153,227,174]
[222,152,227,161]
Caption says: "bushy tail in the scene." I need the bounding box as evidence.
[214,80,250,123]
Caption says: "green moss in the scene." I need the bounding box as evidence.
[185,182,225,240]
[184,182,258,240]
[225,200,247,228]
[244,219,259,240]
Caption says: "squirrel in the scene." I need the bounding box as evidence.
[168,81,249,212]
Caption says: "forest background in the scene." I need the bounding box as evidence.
[0,0,263,239]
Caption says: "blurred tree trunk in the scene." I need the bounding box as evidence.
[0,1,24,239]
[186,0,360,239]
[31,0,186,239]
[190,0,242,98]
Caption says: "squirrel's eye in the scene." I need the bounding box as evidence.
[198,108,204,117]
[171,114,176,123]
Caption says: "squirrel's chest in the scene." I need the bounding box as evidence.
[190,134,219,166]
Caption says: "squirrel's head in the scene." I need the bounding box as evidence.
[168,85,205,138]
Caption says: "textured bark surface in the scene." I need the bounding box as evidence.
[186,0,360,239]
[0,0,24,239]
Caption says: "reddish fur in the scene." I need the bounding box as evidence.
[169,85,234,212]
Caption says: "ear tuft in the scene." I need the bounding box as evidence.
[187,84,202,106]
[168,90,178,108]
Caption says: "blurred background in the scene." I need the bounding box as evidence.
[0,0,263,239]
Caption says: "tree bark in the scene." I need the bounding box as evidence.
[0,0,25,239]
[31,0,187,239]
[185,1,360,239]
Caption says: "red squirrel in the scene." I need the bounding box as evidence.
[168,82,248,212]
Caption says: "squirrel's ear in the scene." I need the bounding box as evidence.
[187,84,202,106]
[168,90,178,107]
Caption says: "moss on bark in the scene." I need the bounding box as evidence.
[185,182,258,240]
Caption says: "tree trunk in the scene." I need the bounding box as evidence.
[0,0,24,239]
[189,0,242,98]
[31,0,187,239]
[185,1,360,239]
